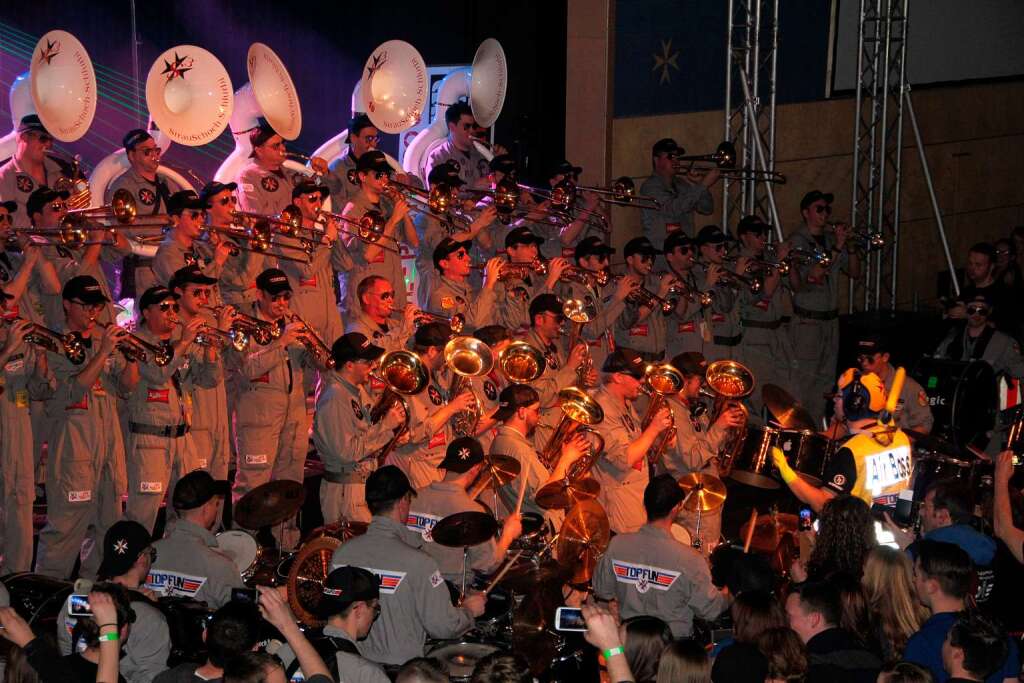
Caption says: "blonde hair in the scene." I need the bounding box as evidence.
[862,546,929,662]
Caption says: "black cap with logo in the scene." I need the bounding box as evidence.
[256,268,293,296]
[313,565,380,618]
[138,285,179,310]
[62,275,109,305]
[331,332,384,367]
[438,436,485,472]
[97,520,152,579]
[492,384,540,421]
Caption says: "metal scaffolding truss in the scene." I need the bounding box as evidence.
[723,0,782,239]
[850,0,909,311]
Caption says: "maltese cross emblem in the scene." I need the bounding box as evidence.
[114,539,129,555]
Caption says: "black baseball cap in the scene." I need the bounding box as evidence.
[624,236,662,257]
[671,351,707,377]
[331,332,384,367]
[663,231,695,253]
[736,215,770,236]
[644,473,686,519]
[473,325,511,347]
[0,200,16,214]
[963,293,994,311]
[138,285,179,310]
[198,181,238,207]
[123,129,153,151]
[17,114,48,136]
[438,436,485,472]
[602,347,646,379]
[173,470,229,511]
[529,293,564,322]
[314,566,380,618]
[355,150,392,174]
[292,180,330,200]
[248,119,278,151]
[62,275,109,305]
[26,187,70,217]
[505,226,544,249]
[493,384,541,421]
[800,190,834,211]
[696,225,730,246]
[432,237,469,270]
[364,465,416,504]
[652,138,682,156]
[345,113,374,144]
[256,268,292,296]
[489,154,517,175]
[856,334,890,356]
[549,160,583,179]
[97,520,152,579]
[574,236,615,261]
[413,321,451,348]
[167,190,206,216]
[427,161,465,188]
[169,264,218,291]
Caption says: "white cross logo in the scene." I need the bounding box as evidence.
[114,539,128,555]
[458,447,471,460]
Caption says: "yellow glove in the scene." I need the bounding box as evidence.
[771,446,798,485]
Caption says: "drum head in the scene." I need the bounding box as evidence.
[912,358,997,449]
[30,30,96,142]
[216,530,259,574]
[670,523,692,547]
[428,641,501,680]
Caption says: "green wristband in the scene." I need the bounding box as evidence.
[98,632,119,642]
[603,646,624,659]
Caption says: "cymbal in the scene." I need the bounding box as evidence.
[430,511,498,548]
[556,499,610,585]
[511,584,564,676]
[904,428,968,461]
[535,476,601,510]
[234,480,306,529]
[677,472,727,513]
[499,556,572,593]
[477,454,521,489]
[286,535,342,629]
[739,512,799,554]
[763,383,817,431]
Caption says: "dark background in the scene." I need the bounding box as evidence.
[0,1,567,184]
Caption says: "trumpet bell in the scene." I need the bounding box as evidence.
[146,45,234,147]
[715,141,738,168]
[558,386,605,425]
[29,30,96,142]
[705,360,755,399]
[247,43,302,140]
[359,40,428,134]
[497,341,546,384]
[645,363,686,395]
[378,350,429,395]
[469,38,507,129]
[444,336,494,378]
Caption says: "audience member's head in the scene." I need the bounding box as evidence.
[730,590,787,644]
[878,661,935,683]
[395,657,448,683]
[830,572,873,646]
[757,627,808,683]
[223,651,285,683]
[622,616,673,683]
[862,546,929,662]
[806,494,876,580]
[656,639,710,683]
[643,474,685,522]
[469,652,532,683]
[207,601,262,668]
[921,479,973,532]
[942,613,1007,682]
[912,539,973,609]
[785,580,841,643]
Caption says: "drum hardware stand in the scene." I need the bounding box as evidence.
[683,487,704,550]
[460,547,470,597]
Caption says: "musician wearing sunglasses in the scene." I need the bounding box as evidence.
[694,226,742,361]
[34,275,137,579]
[493,227,571,331]
[614,237,675,363]
[934,294,1024,380]
[341,151,416,314]
[788,190,862,424]
[662,232,711,359]
[124,285,213,534]
[200,180,263,309]
[323,114,381,209]
[235,121,305,216]
[547,160,605,248]
[347,275,417,355]
[639,138,718,246]
[0,115,64,216]
[153,191,233,298]
[424,101,494,190]
[429,238,502,332]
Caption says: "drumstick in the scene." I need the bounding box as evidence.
[743,508,758,553]
[514,466,529,515]
[481,548,527,597]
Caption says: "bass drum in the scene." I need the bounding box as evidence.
[1,573,73,632]
[776,429,831,485]
[427,640,502,682]
[912,358,997,449]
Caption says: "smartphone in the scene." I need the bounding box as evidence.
[798,506,813,531]
[68,593,92,617]
[871,490,915,528]
[231,587,258,605]
[554,606,587,632]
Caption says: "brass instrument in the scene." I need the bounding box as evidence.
[695,257,763,294]
[285,152,329,177]
[379,178,472,227]
[50,152,92,210]
[203,220,311,265]
[671,141,786,184]
[640,363,686,465]
[612,275,675,314]
[562,265,610,290]
[666,279,714,308]
[496,341,546,384]
[370,350,430,467]
[445,336,494,437]
[518,179,610,235]
[786,247,833,270]
[575,176,661,210]
[314,208,400,253]
[462,177,571,226]
[472,259,548,283]
[193,323,249,352]
[287,313,335,368]
[15,221,115,250]
[826,221,885,253]
[67,189,171,227]
[563,297,596,386]
[205,305,280,346]
[95,321,173,366]
[3,317,85,364]
[701,360,755,476]
[414,310,465,334]
[539,387,605,470]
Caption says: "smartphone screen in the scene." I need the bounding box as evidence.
[554,606,586,632]
[231,587,258,604]
[799,506,813,531]
[68,593,92,617]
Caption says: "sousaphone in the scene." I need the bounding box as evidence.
[359,40,428,135]
[469,38,507,144]
[146,45,234,147]
[30,30,96,143]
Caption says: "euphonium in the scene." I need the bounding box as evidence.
[496,341,546,384]
[563,297,596,386]
[3,317,86,364]
[539,387,605,470]
[640,363,686,465]
[445,336,494,437]
[369,350,429,467]
[94,321,173,366]
[702,360,755,475]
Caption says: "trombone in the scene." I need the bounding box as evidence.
[672,141,786,184]
[14,221,116,250]
[383,178,475,229]
[314,208,401,254]
[67,189,171,227]
[575,176,661,210]
[201,223,311,264]
[462,177,570,226]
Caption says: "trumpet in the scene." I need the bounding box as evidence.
[640,363,686,465]
[445,336,494,437]
[574,176,661,210]
[696,257,763,294]
[671,141,786,184]
[563,297,596,387]
[414,310,465,334]
[496,341,546,384]
[315,208,400,253]
[286,313,335,369]
[3,317,85,364]
[611,275,675,314]
[204,306,280,346]
[471,259,548,283]
[369,350,429,467]
[95,321,173,366]
[826,221,885,252]
[785,247,833,269]
[665,279,714,307]
[192,322,249,352]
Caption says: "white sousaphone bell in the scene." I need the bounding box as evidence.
[146,44,234,147]
[359,39,428,136]
[29,29,97,143]
[309,79,402,174]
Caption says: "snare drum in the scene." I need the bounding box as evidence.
[670,523,692,547]
[510,512,549,554]
[427,641,502,682]
[473,590,514,640]
[216,530,259,578]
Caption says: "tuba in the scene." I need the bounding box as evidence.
[359,40,428,135]
[640,363,686,465]
[370,350,430,466]
[445,336,494,437]
[539,387,605,470]
[496,341,546,384]
[702,360,755,476]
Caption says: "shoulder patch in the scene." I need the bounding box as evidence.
[350,398,364,420]
[260,176,280,192]
[406,511,441,541]
[138,188,156,206]
[145,569,207,598]
[427,385,443,406]
[429,569,445,588]
[363,567,407,595]
[15,174,34,193]
[440,296,455,310]
[611,560,680,593]
[483,380,497,401]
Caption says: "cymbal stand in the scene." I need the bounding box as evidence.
[683,486,703,550]
[460,546,469,596]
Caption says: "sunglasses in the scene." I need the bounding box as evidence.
[303,193,324,203]
[359,135,380,145]
[374,171,390,180]
[711,244,727,251]
[31,133,53,144]
[49,202,68,212]
[135,147,160,158]
[813,204,833,215]
[71,300,104,312]
[271,292,293,302]
[856,353,880,364]
[966,305,989,315]
[189,288,211,298]
[377,291,395,300]
[158,301,180,313]
[186,210,204,220]
[218,196,238,206]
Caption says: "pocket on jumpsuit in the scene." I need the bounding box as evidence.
[237,394,283,471]
[790,320,820,363]
[131,433,170,495]
[57,433,98,506]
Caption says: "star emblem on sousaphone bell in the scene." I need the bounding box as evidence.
[366,51,388,80]
[162,52,194,81]
[38,39,61,65]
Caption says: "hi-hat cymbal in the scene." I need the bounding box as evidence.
[535,476,601,510]
[763,383,817,431]
[430,511,498,548]
[477,454,521,489]
[678,472,727,512]
[234,480,306,529]
[739,512,799,554]
[556,499,610,585]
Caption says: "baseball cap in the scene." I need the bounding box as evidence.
[644,473,686,519]
[671,352,707,377]
[696,225,730,246]
[800,190,834,211]
[432,237,469,270]
[167,190,206,216]
[364,465,415,504]
[355,150,392,174]
[663,231,695,253]
[256,268,293,296]
[624,236,662,257]
[856,334,890,357]
[169,264,218,291]
[172,470,229,511]
[345,113,374,144]
[413,322,452,348]
[313,566,380,618]
[62,275,109,305]
[529,293,564,322]
[962,293,994,311]
[26,187,70,217]
[0,200,16,214]
[438,436,485,472]
[248,119,278,150]
[473,325,511,347]
[602,347,646,379]
[505,226,544,249]
[331,332,384,367]
[549,160,583,178]
[573,236,615,261]
[122,129,153,151]
[493,384,541,421]
[652,138,682,156]
[489,154,517,175]
[427,161,465,188]
[17,114,48,136]
[292,179,330,200]
[736,215,770,236]
[97,520,152,579]
[198,181,238,207]
[138,285,179,310]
